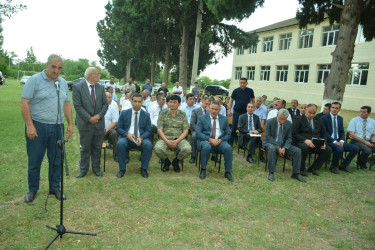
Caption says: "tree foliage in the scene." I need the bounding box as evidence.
[0,0,26,19]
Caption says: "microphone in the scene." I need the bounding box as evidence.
[55,81,59,91]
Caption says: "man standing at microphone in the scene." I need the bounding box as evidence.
[20,54,73,203]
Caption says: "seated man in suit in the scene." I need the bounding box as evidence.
[287,99,300,118]
[196,101,233,182]
[263,109,306,182]
[155,95,192,172]
[189,97,211,163]
[238,103,262,164]
[347,105,375,169]
[116,93,153,178]
[316,103,331,118]
[292,104,332,176]
[321,102,359,174]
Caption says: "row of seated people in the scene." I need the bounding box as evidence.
[104,91,375,183]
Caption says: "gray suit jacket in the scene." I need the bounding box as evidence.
[190,107,204,131]
[72,79,108,131]
[263,117,293,149]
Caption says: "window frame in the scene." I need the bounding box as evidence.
[317,64,331,84]
[295,65,310,83]
[299,29,314,49]
[322,25,339,46]
[276,65,288,82]
[247,66,255,81]
[235,67,242,80]
[347,63,369,86]
[263,36,274,52]
[260,66,271,81]
[279,33,292,50]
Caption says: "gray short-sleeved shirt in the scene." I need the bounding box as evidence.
[21,70,70,124]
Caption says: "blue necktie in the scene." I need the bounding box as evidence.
[278,124,284,147]
[333,116,338,141]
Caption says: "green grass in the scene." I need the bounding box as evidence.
[0,79,374,249]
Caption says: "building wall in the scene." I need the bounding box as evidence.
[230,19,375,111]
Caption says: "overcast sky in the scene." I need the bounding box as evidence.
[2,0,300,80]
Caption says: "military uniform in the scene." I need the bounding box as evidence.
[155,109,192,160]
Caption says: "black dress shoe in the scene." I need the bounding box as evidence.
[339,167,352,173]
[291,174,307,183]
[94,171,103,177]
[308,167,320,176]
[49,190,66,200]
[300,171,308,177]
[141,169,149,178]
[260,154,267,163]
[172,158,180,172]
[268,172,275,182]
[330,167,339,174]
[24,191,37,203]
[225,172,234,182]
[239,145,245,149]
[117,170,125,178]
[76,172,87,178]
[163,158,171,172]
[246,155,255,164]
[189,158,195,164]
[199,169,206,179]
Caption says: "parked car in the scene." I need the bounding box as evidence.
[204,85,229,96]
[20,75,31,85]
[67,77,84,91]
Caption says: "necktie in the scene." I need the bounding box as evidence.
[249,115,253,131]
[278,124,284,147]
[363,119,367,140]
[211,118,216,139]
[159,107,162,115]
[90,85,96,110]
[134,111,138,138]
[293,110,295,116]
[309,119,313,130]
[333,116,338,141]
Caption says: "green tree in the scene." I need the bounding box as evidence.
[296,0,375,106]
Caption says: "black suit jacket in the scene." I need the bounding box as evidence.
[190,107,204,132]
[321,114,345,143]
[287,108,300,118]
[292,114,327,144]
[237,113,262,134]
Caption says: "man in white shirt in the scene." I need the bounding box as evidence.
[179,93,198,124]
[142,89,151,108]
[267,99,292,123]
[104,92,119,161]
[148,93,167,141]
[119,92,132,111]
[173,81,183,95]
[215,97,227,117]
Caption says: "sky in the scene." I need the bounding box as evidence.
[2,0,300,80]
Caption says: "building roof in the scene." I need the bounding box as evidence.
[251,17,299,33]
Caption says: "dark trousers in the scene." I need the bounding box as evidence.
[79,129,105,173]
[26,121,62,192]
[295,142,332,171]
[230,111,245,145]
[350,139,375,166]
[238,133,259,156]
[190,131,197,158]
[104,129,118,158]
[198,141,233,172]
[327,142,359,168]
[264,144,301,174]
[117,138,153,171]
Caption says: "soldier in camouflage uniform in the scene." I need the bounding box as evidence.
[155,95,192,172]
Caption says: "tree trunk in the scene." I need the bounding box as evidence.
[126,59,132,81]
[322,0,363,109]
[163,31,171,85]
[151,53,156,84]
[191,0,203,86]
[178,22,189,91]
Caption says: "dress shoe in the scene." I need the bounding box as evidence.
[359,164,368,170]
[339,166,352,173]
[163,158,171,172]
[199,169,206,179]
[189,157,195,164]
[49,190,66,200]
[141,168,149,178]
[308,167,320,176]
[291,174,307,183]
[239,145,245,150]
[24,191,37,203]
[246,155,255,164]
[330,167,339,174]
[76,172,87,178]
[114,155,118,162]
[268,172,275,182]
[300,170,308,177]
[224,172,234,182]
[259,154,267,163]
[172,158,180,173]
[125,157,130,164]
[94,171,103,177]
[117,170,125,178]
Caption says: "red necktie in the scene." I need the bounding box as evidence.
[211,118,216,139]
[90,85,96,110]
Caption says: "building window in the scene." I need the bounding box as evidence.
[260,66,271,81]
[299,29,314,48]
[263,36,273,52]
[322,25,339,46]
[249,44,257,54]
[279,33,292,50]
[347,63,369,85]
[317,65,331,84]
[247,67,255,80]
[295,65,309,83]
[235,67,242,80]
[237,46,244,55]
[355,26,366,43]
[276,66,288,82]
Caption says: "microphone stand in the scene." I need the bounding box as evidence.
[44,82,96,249]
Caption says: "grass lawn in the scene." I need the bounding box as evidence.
[0,79,374,249]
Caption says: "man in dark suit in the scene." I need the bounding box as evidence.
[292,104,332,176]
[321,102,359,173]
[73,67,108,178]
[189,97,211,163]
[196,101,233,182]
[287,99,300,118]
[238,103,262,164]
[116,93,153,178]
[263,109,306,182]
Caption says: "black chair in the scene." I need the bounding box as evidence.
[258,147,289,172]
[196,149,222,173]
